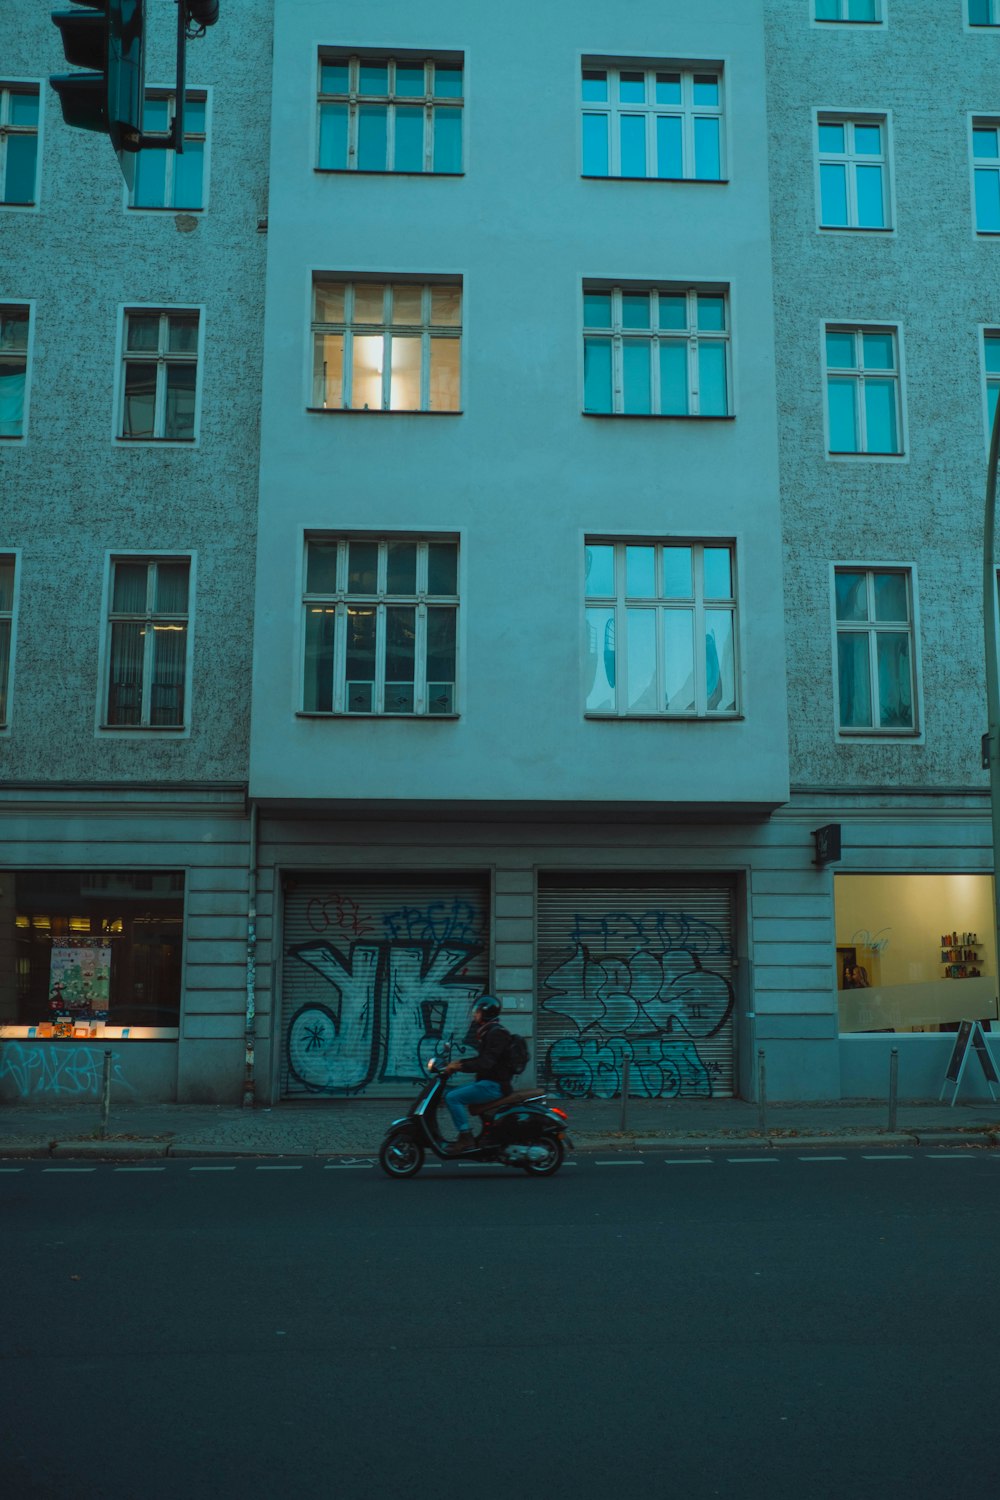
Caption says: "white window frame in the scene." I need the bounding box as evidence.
[114,305,203,444]
[0,548,20,733]
[580,60,725,181]
[0,80,42,209]
[584,538,741,719]
[300,535,460,717]
[967,0,1000,28]
[99,553,194,735]
[812,0,886,25]
[316,52,464,174]
[126,88,210,212]
[583,283,732,418]
[983,327,1000,449]
[0,301,32,443]
[822,320,906,460]
[831,564,921,739]
[971,115,1000,236]
[814,111,892,231]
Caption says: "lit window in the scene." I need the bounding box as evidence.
[130,91,207,209]
[0,553,15,726]
[834,568,916,733]
[581,63,723,181]
[105,558,191,728]
[0,83,39,205]
[824,325,902,455]
[311,280,461,413]
[972,119,1000,233]
[817,116,889,229]
[0,304,29,438]
[303,537,458,716]
[584,285,730,417]
[317,54,463,173]
[119,309,200,440]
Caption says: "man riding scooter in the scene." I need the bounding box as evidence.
[440,995,511,1153]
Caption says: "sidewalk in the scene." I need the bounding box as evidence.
[1,1094,998,1159]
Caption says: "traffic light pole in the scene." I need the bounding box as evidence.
[982,395,1000,1026]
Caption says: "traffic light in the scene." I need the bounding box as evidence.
[51,0,145,183]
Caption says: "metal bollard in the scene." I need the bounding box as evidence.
[620,1056,631,1132]
[888,1047,899,1133]
[99,1049,112,1139]
[757,1049,767,1135]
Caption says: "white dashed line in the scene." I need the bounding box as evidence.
[925,1154,977,1160]
[255,1164,303,1171]
[798,1156,847,1162]
[43,1167,97,1173]
[595,1159,644,1166]
[114,1166,165,1173]
[727,1157,778,1164]
[0,1167,25,1173]
[188,1165,236,1172]
[324,1163,374,1170]
[664,1158,714,1165]
[862,1154,912,1161]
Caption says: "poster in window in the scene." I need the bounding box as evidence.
[48,941,111,1014]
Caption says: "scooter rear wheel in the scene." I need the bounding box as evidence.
[379,1133,425,1178]
[523,1136,564,1176]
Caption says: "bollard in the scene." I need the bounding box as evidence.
[620,1056,631,1132]
[888,1047,899,1133]
[99,1049,112,1139]
[757,1049,767,1135]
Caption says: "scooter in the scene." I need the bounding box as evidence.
[378,1056,572,1178]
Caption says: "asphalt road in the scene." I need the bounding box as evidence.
[3,1149,998,1500]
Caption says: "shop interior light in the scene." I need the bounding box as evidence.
[15,914,29,928]
[31,915,51,930]
[69,916,91,932]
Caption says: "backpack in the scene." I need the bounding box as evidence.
[503,1029,530,1078]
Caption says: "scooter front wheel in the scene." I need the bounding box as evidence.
[523,1136,565,1176]
[379,1133,425,1178]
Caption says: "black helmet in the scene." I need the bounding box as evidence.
[475,995,502,1021]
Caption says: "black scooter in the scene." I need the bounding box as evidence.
[378,1057,572,1177]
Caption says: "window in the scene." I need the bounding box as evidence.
[0,304,29,438]
[317,54,463,173]
[303,537,458,715]
[311,280,461,412]
[815,0,883,21]
[581,63,723,180]
[129,92,206,209]
[969,0,1000,25]
[584,285,730,417]
[834,568,916,733]
[585,540,738,717]
[104,558,190,728]
[0,83,39,205]
[985,331,1000,436]
[972,119,1000,233]
[817,116,889,229]
[0,553,15,727]
[824,325,902,454]
[119,309,199,440]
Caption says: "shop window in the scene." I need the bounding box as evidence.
[1,871,184,1034]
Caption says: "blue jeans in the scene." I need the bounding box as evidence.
[446,1079,502,1133]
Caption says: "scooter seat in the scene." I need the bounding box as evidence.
[469,1087,546,1117]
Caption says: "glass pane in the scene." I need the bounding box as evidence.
[351,334,384,410]
[970,0,993,22]
[873,572,908,622]
[348,542,378,593]
[854,124,882,155]
[141,96,170,132]
[9,90,39,127]
[835,572,868,622]
[659,295,688,330]
[585,544,615,596]
[693,76,719,106]
[622,294,650,329]
[432,107,462,172]
[427,542,458,595]
[426,606,456,683]
[585,606,616,712]
[583,292,611,327]
[838,634,873,728]
[826,329,857,368]
[358,105,388,170]
[427,683,454,715]
[394,106,424,171]
[388,335,421,410]
[985,337,1000,374]
[582,113,610,175]
[656,115,683,177]
[306,540,339,594]
[0,310,27,350]
[864,377,899,452]
[395,66,424,97]
[107,623,144,725]
[173,139,203,208]
[876,633,913,727]
[386,542,417,594]
[659,341,689,415]
[168,314,198,353]
[360,64,388,95]
[123,364,157,437]
[582,70,608,103]
[0,620,9,721]
[827,377,858,450]
[704,547,732,598]
[385,606,416,684]
[849,0,879,17]
[151,623,187,725]
[126,315,160,352]
[112,563,149,613]
[620,115,646,176]
[697,296,726,332]
[320,62,349,94]
[4,134,37,203]
[625,546,656,597]
[862,330,895,369]
[314,282,345,323]
[818,122,845,153]
[429,337,461,411]
[431,285,461,325]
[705,610,736,711]
[0,558,14,612]
[313,332,344,407]
[622,340,651,414]
[345,609,376,704]
[155,562,189,613]
[164,363,197,439]
[990,382,1000,435]
[975,169,1000,232]
[347,682,374,713]
[820,162,849,225]
[433,65,463,99]
[663,547,692,597]
[626,610,657,712]
[584,338,613,412]
[655,74,682,104]
[318,103,348,168]
[663,611,695,712]
[184,96,206,134]
[855,165,884,227]
[694,116,721,180]
[973,128,999,161]
[619,73,645,104]
[303,607,335,711]
[698,341,728,416]
[0,364,25,437]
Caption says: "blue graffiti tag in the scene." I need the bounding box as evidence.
[0,1043,133,1099]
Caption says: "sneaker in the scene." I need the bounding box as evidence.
[444,1132,475,1155]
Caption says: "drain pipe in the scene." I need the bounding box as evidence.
[242,798,259,1109]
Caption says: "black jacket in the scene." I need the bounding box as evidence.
[457,1019,511,1094]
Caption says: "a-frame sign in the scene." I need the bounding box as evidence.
[940,1019,1000,1105]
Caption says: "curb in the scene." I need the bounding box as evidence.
[51,1139,170,1160]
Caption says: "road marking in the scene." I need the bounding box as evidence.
[595,1159,644,1166]
[324,1163,374,1170]
[797,1156,847,1162]
[114,1166,165,1173]
[727,1157,778,1164]
[256,1164,303,1171]
[43,1167,96,1173]
[663,1158,713,1165]
[189,1165,236,1172]
[925,1154,977,1160]
[0,1167,25,1173]
[862,1154,912,1160]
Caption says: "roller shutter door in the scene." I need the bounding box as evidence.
[280,875,489,1098]
[537,876,736,1100]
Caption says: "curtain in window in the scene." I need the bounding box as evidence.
[108,623,145,725]
[0,619,10,722]
[151,624,187,725]
[0,363,25,437]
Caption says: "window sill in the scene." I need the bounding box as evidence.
[819,224,894,234]
[314,167,464,178]
[296,710,459,720]
[127,204,204,213]
[827,451,905,461]
[99,724,188,733]
[306,406,462,416]
[115,436,197,445]
[581,173,728,185]
[583,411,734,421]
[585,712,743,722]
[836,730,920,740]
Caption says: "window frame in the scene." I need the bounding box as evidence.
[0,549,20,733]
[300,535,460,718]
[0,80,42,209]
[114,305,203,445]
[582,282,733,418]
[831,564,921,739]
[822,320,906,460]
[579,58,726,183]
[814,110,893,232]
[315,51,464,175]
[126,87,210,212]
[0,301,32,442]
[98,553,195,735]
[971,115,1000,236]
[967,0,1000,28]
[982,327,1000,448]
[812,0,886,25]
[584,537,741,720]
